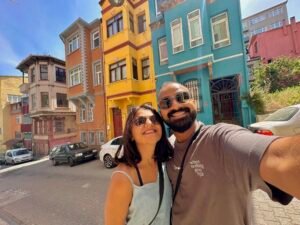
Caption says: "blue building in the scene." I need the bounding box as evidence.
[149,0,254,127]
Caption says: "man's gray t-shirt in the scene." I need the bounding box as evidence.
[167,122,292,225]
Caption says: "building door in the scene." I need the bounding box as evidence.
[210,76,242,125]
[112,108,123,137]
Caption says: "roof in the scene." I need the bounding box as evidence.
[16,55,65,72]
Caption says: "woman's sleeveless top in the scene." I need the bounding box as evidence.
[112,163,172,225]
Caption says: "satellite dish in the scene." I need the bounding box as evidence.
[109,0,124,7]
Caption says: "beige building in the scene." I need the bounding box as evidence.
[17,55,77,156]
[0,76,26,152]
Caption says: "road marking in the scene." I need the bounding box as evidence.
[0,189,30,207]
[81,183,90,188]
[0,157,49,174]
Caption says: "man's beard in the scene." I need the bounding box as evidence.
[164,107,197,133]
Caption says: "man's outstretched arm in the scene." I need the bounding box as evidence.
[260,135,300,199]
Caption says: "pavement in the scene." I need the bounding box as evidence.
[253,190,300,225]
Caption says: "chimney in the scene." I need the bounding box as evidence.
[290,16,296,24]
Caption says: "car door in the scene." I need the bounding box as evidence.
[110,137,123,156]
[53,146,68,163]
[5,152,13,164]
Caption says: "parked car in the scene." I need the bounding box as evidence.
[248,104,300,136]
[51,142,98,167]
[0,153,5,165]
[49,145,60,160]
[99,136,123,168]
[4,148,33,165]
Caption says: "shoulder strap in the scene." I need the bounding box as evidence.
[148,161,164,225]
[134,165,144,186]
[173,127,201,202]
[112,171,134,185]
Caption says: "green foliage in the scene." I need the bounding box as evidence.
[242,88,265,114]
[253,57,300,93]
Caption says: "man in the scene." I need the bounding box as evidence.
[158,81,300,225]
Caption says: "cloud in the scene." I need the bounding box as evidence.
[0,32,21,67]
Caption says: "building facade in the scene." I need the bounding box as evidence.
[249,17,300,63]
[0,76,25,152]
[18,55,77,156]
[242,1,288,45]
[60,18,107,147]
[100,0,157,139]
[20,96,32,149]
[150,0,254,127]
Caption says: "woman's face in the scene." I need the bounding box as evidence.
[131,108,162,146]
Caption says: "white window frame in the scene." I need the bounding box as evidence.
[87,103,94,122]
[68,34,80,54]
[155,0,161,16]
[80,132,87,144]
[184,80,201,112]
[89,132,95,145]
[91,30,100,49]
[158,37,168,65]
[93,61,102,86]
[171,18,184,54]
[80,104,86,122]
[98,131,105,145]
[69,66,82,87]
[211,12,231,49]
[187,9,203,48]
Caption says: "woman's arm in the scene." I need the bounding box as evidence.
[104,172,133,225]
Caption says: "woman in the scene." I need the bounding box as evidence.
[104,104,173,225]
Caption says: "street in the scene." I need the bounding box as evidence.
[0,159,300,225]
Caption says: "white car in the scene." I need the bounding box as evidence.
[99,136,123,168]
[248,104,300,136]
[5,148,33,165]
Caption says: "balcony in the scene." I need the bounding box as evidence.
[19,83,30,94]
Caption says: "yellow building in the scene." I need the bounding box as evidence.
[100,0,157,139]
[0,76,27,152]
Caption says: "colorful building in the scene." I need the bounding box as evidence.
[249,17,300,63]
[149,0,254,127]
[20,96,32,149]
[60,18,107,147]
[17,55,77,156]
[100,0,157,139]
[7,101,23,149]
[0,76,25,152]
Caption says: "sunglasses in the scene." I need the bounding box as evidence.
[133,115,159,126]
[158,92,191,109]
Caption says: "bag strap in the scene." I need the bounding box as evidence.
[173,127,201,202]
[149,161,164,225]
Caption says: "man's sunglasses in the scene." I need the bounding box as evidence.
[158,92,191,109]
[133,115,159,126]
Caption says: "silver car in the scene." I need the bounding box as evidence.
[248,104,300,136]
[5,148,33,165]
[99,136,123,168]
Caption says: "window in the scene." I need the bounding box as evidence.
[56,67,66,83]
[7,95,21,103]
[31,67,35,83]
[109,60,126,82]
[56,93,68,107]
[16,116,21,124]
[155,0,164,16]
[69,66,81,86]
[107,13,123,37]
[98,131,105,144]
[138,13,146,33]
[87,103,94,122]
[40,65,48,80]
[54,120,64,133]
[171,18,184,53]
[129,12,134,33]
[92,30,100,49]
[184,80,201,111]
[254,42,258,53]
[69,35,79,53]
[269,7,282,18]
[93,62,102,86]
[158,37,168,65]
[188,9,203,47]
[15,132,22,139]
[89,132,95,145]
[41,92,49,108]
[132,58,138,80]
[142,58,150,80]
[80,104,86,122]
[211,12,231,49]
[31,94,36,109]
[270,21,283,29]
[80,132,87,144]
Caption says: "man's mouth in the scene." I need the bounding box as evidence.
[168,108,190,119]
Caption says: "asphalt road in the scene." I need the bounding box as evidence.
[0,159,111,225]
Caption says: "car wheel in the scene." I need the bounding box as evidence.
[68,157,75,167]
[103,154,116,168]
[52,159,58,166]
[11,160,15,165]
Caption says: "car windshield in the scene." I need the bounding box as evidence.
[13,149,30,156]
[264,107,299,121]
[68,143,88,150]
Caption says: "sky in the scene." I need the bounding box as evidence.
[0,0,299,76]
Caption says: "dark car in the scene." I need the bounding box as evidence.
[51,142,98,167]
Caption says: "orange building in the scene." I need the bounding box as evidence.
[60,18,107,147]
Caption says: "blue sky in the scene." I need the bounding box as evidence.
[0,0,299,76]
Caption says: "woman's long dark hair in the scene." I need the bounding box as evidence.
[115,104,173,167]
